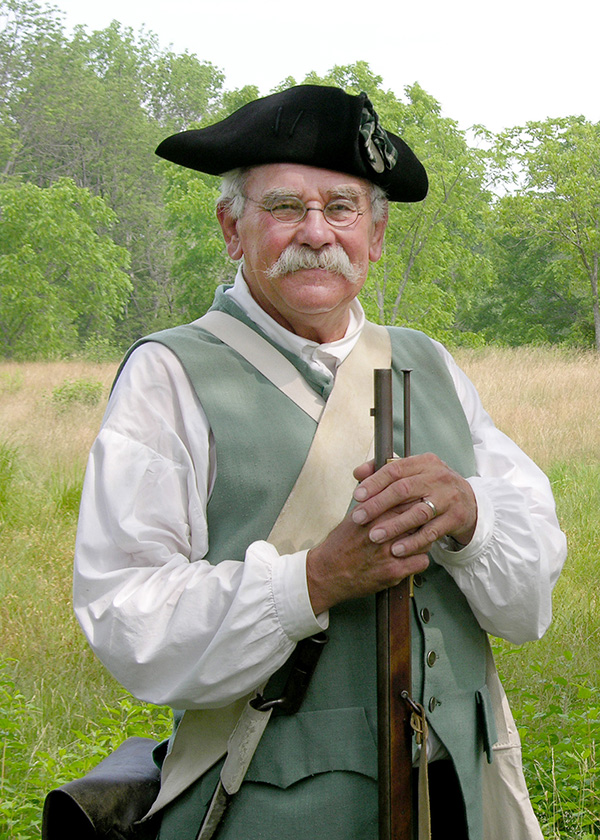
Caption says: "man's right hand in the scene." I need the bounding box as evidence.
[306,513,429,616]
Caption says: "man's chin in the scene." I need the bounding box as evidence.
[277,277,363,315]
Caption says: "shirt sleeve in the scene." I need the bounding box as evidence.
[74,343,324,710]
[429,342,567,644]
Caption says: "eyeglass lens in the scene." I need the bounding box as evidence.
[267,197,360,227]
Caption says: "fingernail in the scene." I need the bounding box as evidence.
[352,509,367,524]
[354,486,368,501]
[391,543,406,557]
[370,528,387,543]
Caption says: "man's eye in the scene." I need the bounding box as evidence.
[326,200,358,218]
[271,199,302,212]
[328,200,355,212]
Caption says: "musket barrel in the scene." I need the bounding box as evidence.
[373,369,394,470]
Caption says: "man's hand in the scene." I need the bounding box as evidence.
[352,453,477,556]
[306,453,477,616]
[306,515,430,615]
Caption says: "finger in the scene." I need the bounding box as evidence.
[390,528,441,558]
[307,516,429,611]
[353,459,376,482]
[353,454,441,514]
[352,473,428,524]
[362,545,431,591]
[389,503,477,557]
[367,499,440,544]
[384,553,430,588]
[353,455,426,502]
[368,483,476,548]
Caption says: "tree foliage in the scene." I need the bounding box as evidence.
[0,0,227,351]
[479,118,600,350]
[0,178,130,357]
[365,82,493,345]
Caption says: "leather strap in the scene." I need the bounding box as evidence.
[411,705,431,840]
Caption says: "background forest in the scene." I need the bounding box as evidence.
[1,0,600,360]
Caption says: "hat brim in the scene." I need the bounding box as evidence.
[156,86,428,203]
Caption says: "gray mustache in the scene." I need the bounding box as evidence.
[265,245,363,284]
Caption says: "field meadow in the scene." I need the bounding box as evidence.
[0,347,599,839]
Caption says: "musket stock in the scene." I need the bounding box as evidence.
[373,369,413,840]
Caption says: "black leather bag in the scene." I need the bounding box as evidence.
[42,737,161,840]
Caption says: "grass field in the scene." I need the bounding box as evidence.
[0,348,599,839]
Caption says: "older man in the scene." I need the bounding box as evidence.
[73,86,566,840]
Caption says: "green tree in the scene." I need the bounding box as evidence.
[0,179,131,358]
[161,165,233,320]
[0,1,230,344]
[158,84,271,324]
[493,117,600,351]
[468,194,592,346]
[0,0,68,179]
[144,46,225,130]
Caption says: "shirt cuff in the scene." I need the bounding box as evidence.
[270,547,329,641]
[431,478,495,568]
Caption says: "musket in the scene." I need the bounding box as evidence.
[372,369,414,840]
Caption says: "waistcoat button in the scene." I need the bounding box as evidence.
[428,696,439,712]
[420,608,431,623]
[426,650,437,667]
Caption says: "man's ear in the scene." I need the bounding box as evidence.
[217,205,244,260]
[368,209,388,263]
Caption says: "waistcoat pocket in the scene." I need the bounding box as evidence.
[245,706,378,789]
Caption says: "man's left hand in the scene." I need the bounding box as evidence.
[351,454,477,558]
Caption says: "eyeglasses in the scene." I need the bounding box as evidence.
[244,195,365,228]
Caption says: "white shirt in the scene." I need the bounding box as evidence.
[74,270,566,711]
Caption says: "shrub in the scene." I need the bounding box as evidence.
[51,378,104,410]
[0,370,24,394]
[0,662,171,840]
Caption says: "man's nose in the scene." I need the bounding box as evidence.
[294,206,337,248]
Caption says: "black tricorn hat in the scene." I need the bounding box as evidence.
[155,85,428,203]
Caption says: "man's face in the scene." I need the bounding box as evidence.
[217,163,387,342]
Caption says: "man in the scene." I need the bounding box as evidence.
[74,86,566,840]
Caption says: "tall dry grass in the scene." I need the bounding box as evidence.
[3,347,597,474]
[1,350,597,691]
[456,347,599,665]
[0,361,117,468]
[0,361,122,753]
[453,348,600,837]
[455,346,600,469]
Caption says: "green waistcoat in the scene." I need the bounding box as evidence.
[123,292,496,840]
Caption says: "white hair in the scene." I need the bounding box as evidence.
[217,167,389,223]
[217,168,252,220]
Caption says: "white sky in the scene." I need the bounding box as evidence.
[50,0,598,133]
